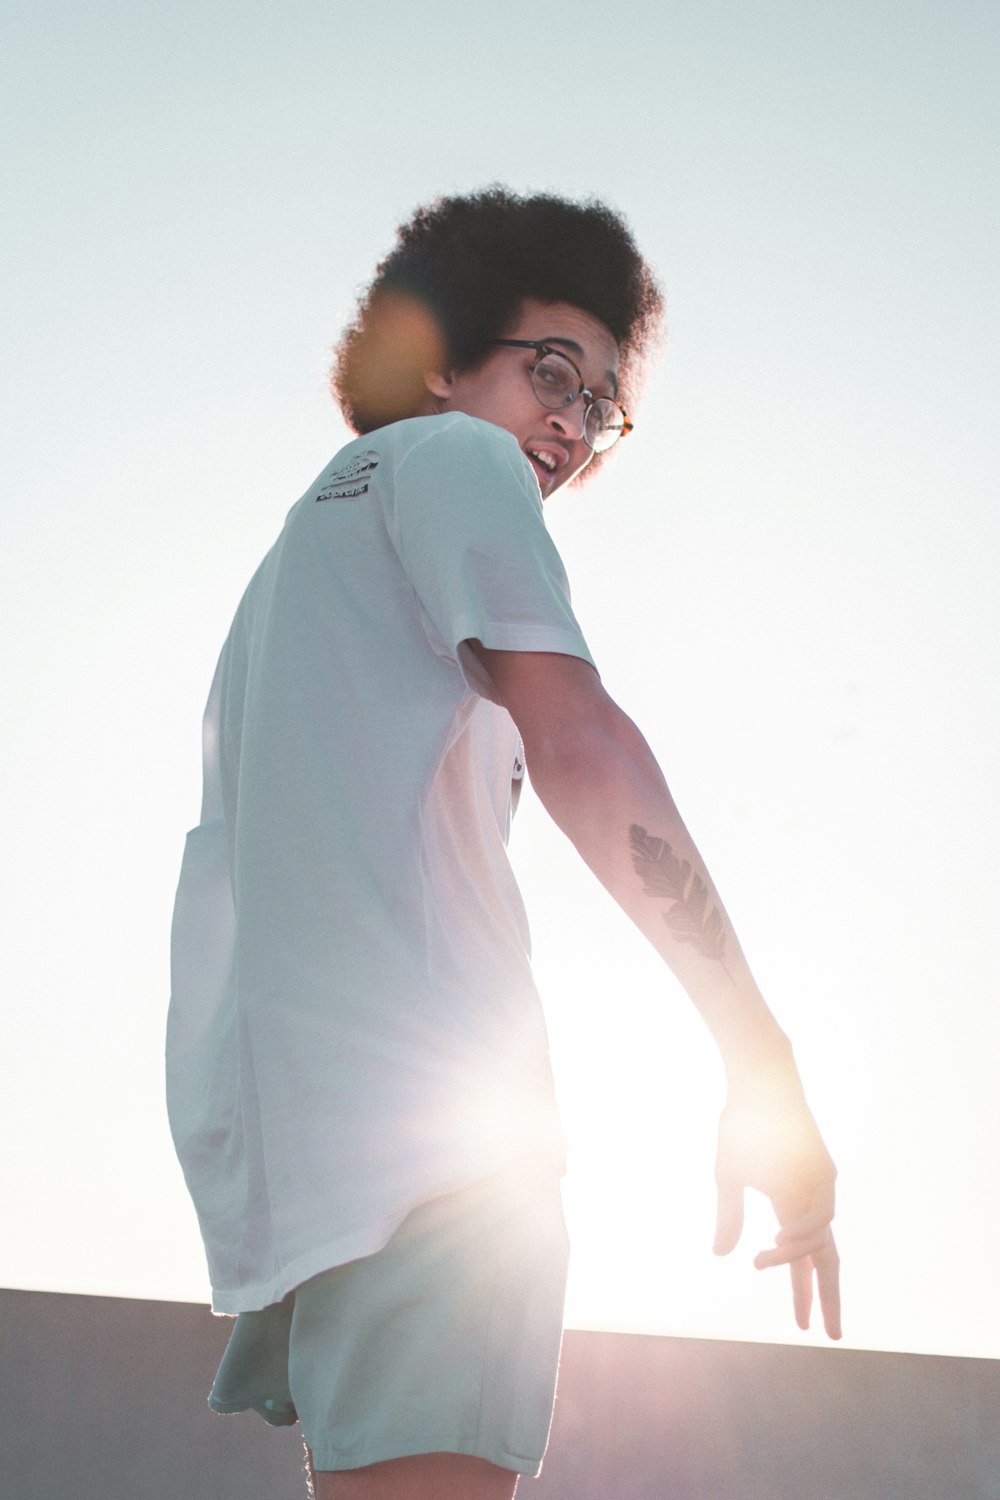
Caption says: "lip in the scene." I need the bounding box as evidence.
[524,442,569,491]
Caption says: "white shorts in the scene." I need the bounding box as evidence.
[208,1164,570,1476]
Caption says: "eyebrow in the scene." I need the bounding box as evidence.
[541,336,619,399]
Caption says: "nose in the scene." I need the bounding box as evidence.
[544,397,587,444]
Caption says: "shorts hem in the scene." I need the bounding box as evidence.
[208,1394,298,1428]
[307,1437,543,1478]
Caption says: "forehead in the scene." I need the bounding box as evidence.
[504,299,620,391]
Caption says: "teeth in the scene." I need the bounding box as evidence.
[530,450,556,472]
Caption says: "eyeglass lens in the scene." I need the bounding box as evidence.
[530,352,625,453]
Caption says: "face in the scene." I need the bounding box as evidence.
[424,299,621,499]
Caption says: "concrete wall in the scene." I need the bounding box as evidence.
[2,1288,998,1499]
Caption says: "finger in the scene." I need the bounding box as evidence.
[713,1178,745,1257]
[753,1225,834,1270]
[755,1235,842,1342]
[815,1238,842,1341]
[790,1255,813,1331]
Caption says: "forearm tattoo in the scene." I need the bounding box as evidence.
[629,824,733,979]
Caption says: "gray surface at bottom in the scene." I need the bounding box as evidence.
[1,1288,998,1500]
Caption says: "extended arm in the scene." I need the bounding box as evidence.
[472,645,841,1339]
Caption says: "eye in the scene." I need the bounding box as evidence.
[533,353,577,400]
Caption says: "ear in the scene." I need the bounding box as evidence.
[424,369,454,402]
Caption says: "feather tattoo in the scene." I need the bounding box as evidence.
[629,824,733,979]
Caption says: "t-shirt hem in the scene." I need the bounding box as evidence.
[209,1210,409,1316]
[208,1149,567,1314]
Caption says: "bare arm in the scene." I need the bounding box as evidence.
[472,645,841,1339]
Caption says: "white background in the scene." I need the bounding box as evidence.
[2,0,997,1357]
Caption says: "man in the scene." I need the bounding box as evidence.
[168,188,840,1500]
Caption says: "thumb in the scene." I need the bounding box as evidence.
[713,1175,745,1256]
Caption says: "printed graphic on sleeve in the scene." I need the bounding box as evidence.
[316,451,380,501]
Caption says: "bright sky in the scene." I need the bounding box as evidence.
[2,0,998,1359]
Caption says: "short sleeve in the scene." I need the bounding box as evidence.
[381,416,595,686]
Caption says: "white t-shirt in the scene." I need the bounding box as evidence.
[167,413,595,1314]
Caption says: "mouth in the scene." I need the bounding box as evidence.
[525,446,566,489]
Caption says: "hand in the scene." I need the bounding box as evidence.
[712,1071,842,1340]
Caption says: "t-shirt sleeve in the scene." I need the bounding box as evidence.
[382,416,595,689]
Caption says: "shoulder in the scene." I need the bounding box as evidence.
[297,417,529,511]
[391,419,540,525]
[381,414,532,485]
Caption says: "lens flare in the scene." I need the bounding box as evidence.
[345,290,447,428]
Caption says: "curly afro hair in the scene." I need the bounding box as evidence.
[331,187,664,450]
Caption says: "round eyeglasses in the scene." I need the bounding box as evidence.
[489,339,633,453]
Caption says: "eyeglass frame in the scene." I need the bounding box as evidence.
[488,339,633,450]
